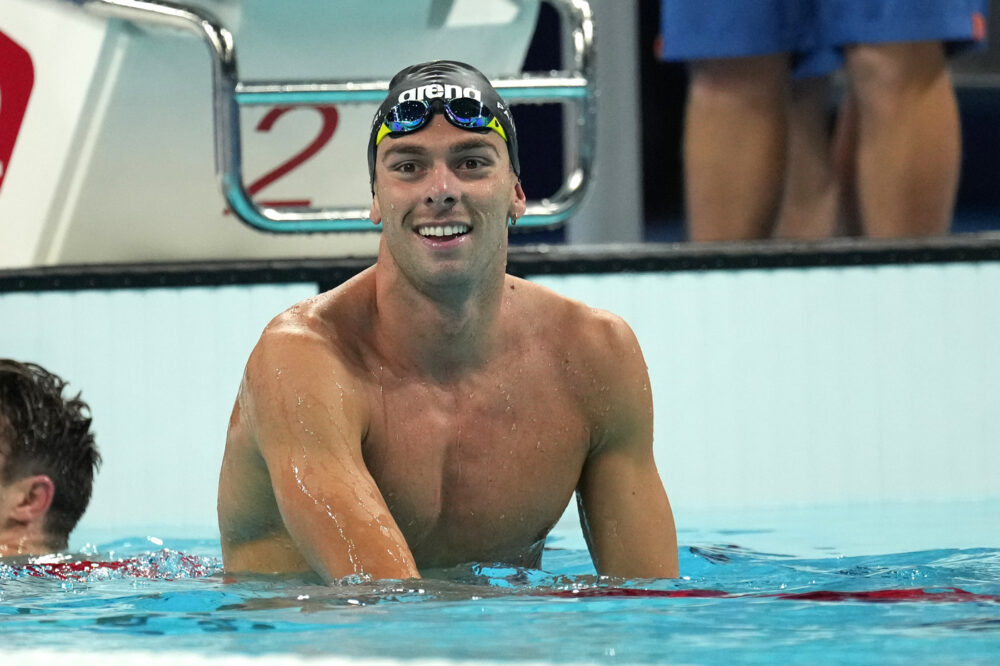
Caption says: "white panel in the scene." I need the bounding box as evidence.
[0,283,318,544]
[531,263,1000,511]
[0,0,109,267]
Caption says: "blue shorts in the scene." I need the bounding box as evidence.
[658,0,989,78]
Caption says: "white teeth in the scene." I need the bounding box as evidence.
[418,224,470,237]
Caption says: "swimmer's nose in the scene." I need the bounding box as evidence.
[424,164,458,211]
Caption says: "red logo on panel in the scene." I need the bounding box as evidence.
[0,29,35,196]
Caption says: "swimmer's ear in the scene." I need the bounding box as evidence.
[369,196,382,226]
[9,475,55,524]
[510,182,526,221]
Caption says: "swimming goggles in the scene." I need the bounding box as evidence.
[374,97,508,147]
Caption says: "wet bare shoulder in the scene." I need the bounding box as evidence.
[257,268,375,367]
[240,271,376,446]
[508,277,650,445]
[508,276,641,364]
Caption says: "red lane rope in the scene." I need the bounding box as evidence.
[12,553,212,581]
[547,586,1000,603]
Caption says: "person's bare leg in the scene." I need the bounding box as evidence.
[844,41,960,238]
[772,75,840,239]
[831,89,863,236]
[684,54,790,241]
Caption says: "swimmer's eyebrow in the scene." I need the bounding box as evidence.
[381,139,501,162]
[448,139,501,157]
[381,145,426,161]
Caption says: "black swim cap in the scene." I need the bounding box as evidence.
[367,60,520,186]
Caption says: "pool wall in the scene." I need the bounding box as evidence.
[0,282,316,541]
[533,262,1000,509]
[1,245,998,546]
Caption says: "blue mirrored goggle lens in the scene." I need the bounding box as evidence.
[384,98,495,133]
[384,100,431,132]
[443,98,494,129]
[376,97,506,148]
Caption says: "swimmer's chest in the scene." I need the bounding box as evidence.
[360,367,590,554]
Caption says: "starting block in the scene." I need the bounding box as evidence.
[0,0,592,268]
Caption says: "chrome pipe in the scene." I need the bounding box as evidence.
[76,0,245,208]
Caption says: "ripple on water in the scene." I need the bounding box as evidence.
[1,538,999,663]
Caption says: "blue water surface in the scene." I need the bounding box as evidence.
[2,527,999,665]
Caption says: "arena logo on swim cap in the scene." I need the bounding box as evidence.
[397,83,482,103]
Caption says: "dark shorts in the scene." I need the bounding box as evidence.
[658,0,989,78]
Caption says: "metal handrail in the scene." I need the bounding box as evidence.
[71,0,596,233]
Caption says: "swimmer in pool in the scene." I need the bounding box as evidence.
[218,60,678,582]
[0,359,101,559]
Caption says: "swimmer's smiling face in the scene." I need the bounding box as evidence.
[370,114,526,285]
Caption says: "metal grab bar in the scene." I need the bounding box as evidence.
[72,0,596,233]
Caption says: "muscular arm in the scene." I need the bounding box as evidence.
[575,315,678,579]
[232,321,419,582]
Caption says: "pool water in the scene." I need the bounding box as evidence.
[3,512,1000,664]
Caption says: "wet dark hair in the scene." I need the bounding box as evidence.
[0,360,100,548]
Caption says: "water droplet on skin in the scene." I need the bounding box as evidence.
[292,463,362,572]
